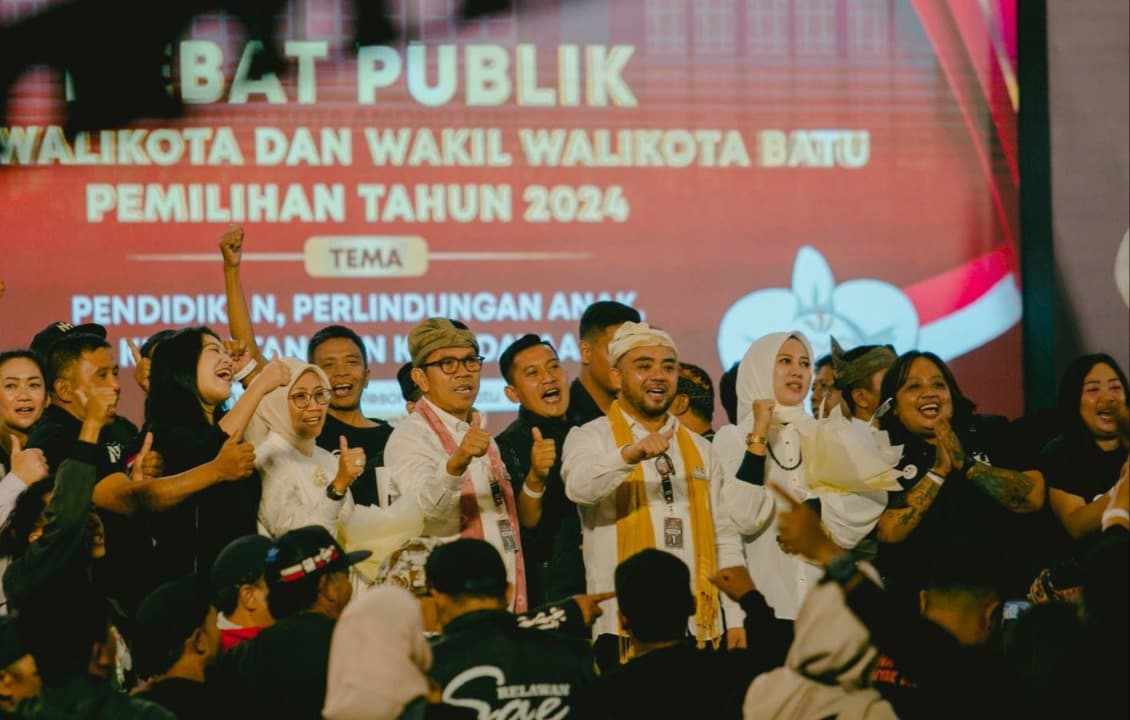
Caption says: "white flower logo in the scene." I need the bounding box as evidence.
[717,246,920,368]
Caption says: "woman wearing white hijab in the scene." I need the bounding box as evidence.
[324,585,435,720]
[743,580,897,720]
[712,332,886,620]
[250,357,366,538]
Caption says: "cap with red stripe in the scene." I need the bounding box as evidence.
[264,526,371,587]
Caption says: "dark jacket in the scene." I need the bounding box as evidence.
[3,442,101,613]
[11,675,173,719]
[25,406,153,615]
[495,408,585,605]
[315,414,392,507]
[429,609,595,717]
[210,612,335,720]
[134,677,218,720]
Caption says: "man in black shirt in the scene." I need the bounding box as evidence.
[495,334,585,606]
[25,325,157,615]
[132,577,222,720]
[308,325,393,506]
[213,526,370,720]
[567,301,640,427]
[427,539,595,717]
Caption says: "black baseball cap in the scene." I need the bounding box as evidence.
[211,534,274,607]
[132,577,213,678]
[30,321,108,359]
[425,538,507,598]
[0,616,29,669]
[264,526,370,587]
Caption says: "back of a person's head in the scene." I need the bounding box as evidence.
[615,549,694,644]
[718,363,739,425]
[578,301,640,339]
[424,539,508,604]
[45,333,110,390]
[21,585,110,684]
[2,482,53,559]
[132,577,213,679]
[924,548,1003,607]
[676,363,715,422]
[266,574,320,620]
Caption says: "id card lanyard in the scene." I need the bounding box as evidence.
[655,451,685,549]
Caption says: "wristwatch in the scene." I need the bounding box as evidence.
[821,551,858,585]
[326,484,348,501]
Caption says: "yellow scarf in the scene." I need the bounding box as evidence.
[608,401,720,657]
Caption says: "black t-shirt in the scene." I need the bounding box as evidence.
[877,415,1037,604]
[25,404,154,616]
[315,413,392,506]
[1040,433,1126,502]
[149,419,262,585]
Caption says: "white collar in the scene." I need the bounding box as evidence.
[419,396,473,433]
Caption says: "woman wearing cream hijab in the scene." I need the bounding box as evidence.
[324,586,436,720]
[712,332,887,619]
[249,357,366,538]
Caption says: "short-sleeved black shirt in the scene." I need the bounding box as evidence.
[314,413,392,506]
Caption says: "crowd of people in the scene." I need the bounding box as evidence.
[0,229,1125,719]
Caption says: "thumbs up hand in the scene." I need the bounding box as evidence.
[447,412,492,477]
[622,428,675,465]
[212,430,256,481]
[334,435,367,493]
[9,436,49,487]
[529,427,557,481]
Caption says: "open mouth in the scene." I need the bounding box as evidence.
[303,415,324,426]
[332,383,354,398]
[917,402,941,419]
[541,387,562,404]
[645,385,668,400]
[13,405,36,418]
[785,381,804,393]
[453,384,474,396]
[215,368,233,382]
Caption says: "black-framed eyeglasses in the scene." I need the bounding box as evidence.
[421,355,485,375]
[289,388,332,408]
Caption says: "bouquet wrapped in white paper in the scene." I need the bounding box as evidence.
[798,406,904,494]
[339,489,426,583]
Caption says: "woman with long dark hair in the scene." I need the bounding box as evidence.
[1040,354,1128,546]
[145,326,289,583]
[876,351,1044,601]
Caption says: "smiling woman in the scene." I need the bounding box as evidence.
[1039,354,1128,548]
[249,358,363,540]
[876,351,1046,606]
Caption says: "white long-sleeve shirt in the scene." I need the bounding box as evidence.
[383,397,519,590]
[255,432,354,539]
[562,409,746,639]
[713,422,885,620]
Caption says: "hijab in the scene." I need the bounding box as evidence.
[246,358,330,456]
[744,581,896,720]
[323,586,433,720]
[735,331,815,430]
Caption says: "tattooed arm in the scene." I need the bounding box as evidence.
[965,462,1044,513]
[877,476,943,543]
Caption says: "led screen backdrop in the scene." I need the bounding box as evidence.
[0,0,1021,424]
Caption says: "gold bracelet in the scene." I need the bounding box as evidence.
[746,433,768,447]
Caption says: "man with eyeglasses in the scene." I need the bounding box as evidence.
[561,322,747,672]
[384,318,530,612]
